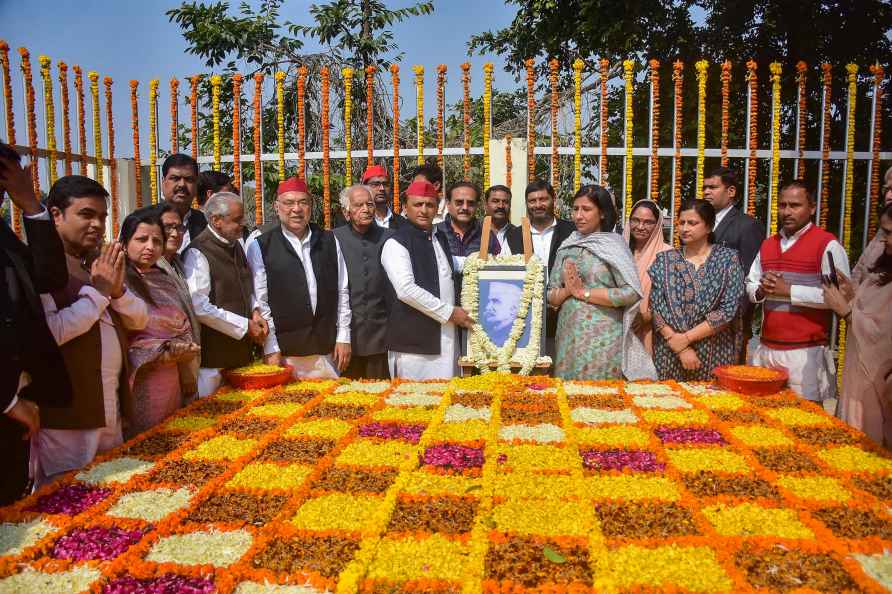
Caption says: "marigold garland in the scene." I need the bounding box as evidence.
[231,74,242,190]
[573,59,583,193]
[19,48,39,203]
[694,59,708,200]
[745,60,759,218]
[169,78,179,153]
[321,67,331,229]
[365,66,375,166]
[505,133,512,188]
[436,65,446,181]
[461,62,471,180]
[148,78,158,201]
[599,58,609,186]
[413,65,424,167]
[211,74,223,171]
[253,73,263,226]
[104,77,118,236]
[129,81,143,208]
[88,71,103,186]
[0,41,15,147]
[842,64,858,252]
[795,61,807,177]
[768,62,782,234]
[549,58,559,190]
[819,64,832,228]
[343,67,354,185]
[189,75,200,160]
[38,56,58,185]
[623,59,635,221]
[867,64,885,241]
[525,59,536,183]
[720,60,731,167]
[391,64,401,211]
[649,59,661,201]
[297,66,307,179]
[483,63,494,189]
[672,61,684,246]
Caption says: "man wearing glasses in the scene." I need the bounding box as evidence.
[362,164,403,229]
[333,185,394,378]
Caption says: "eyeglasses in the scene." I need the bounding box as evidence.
[629,217,658,228]
[163,223,186,233]
[367,180,387,188]
[278,199,310,210]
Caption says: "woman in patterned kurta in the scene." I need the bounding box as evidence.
[648,200,744,381]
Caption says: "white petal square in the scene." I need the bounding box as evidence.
[385,392,442,407]
[235,582,328,594]
[854,551,892,592]
[0,519,56,557]
[75,457,155,485]
[571,407,638,425]
[394,382,448,393]
[563,383,619,396]
[499,423,565,443]
[0,566,100,594]
[443,404,491,423]
[335,381,390,394]
[624,383,677,395]
[632,395,692,410]
[146,529,253,567]
[106,487,193,521]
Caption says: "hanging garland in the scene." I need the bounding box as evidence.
[297,66,307,179]
[232,73,242,190]
[253,73,263,226]
[436,65,446,181]
[343,67,354,185]
[273,71,285,179]
[768,62,782,235]
[365,66,375,166]
[623,59,634,221]
[391,64,401,212]
[0,42,14,146]
[19,48,40,202]
[73,65,88,174]
[483,62,494,189]
[694,59,708,199]
[599,59,609,187]
[549,58,559,190]
[148,78,159,200]
[720,60,731,167]
[104,77,118,236]
[170,78,179,153]
[838,63,859,394]
[672,60,684,246]
[505,133,512,188]
[819,64,832,228]
[413,65,424,166]
[795,61,807,176]
[649,59,660,201]
[572,58,583,193]
[461,62,471,180]
[129,81,143,208]
[525,59,536,183]
[58,62,72,175]
[189,75,200,160]
[88,71,103,186]
[211,74,222,171]
[39,56,58,185]
[745,60,759,218]
[321,67,331,230]
[867,65,885,241]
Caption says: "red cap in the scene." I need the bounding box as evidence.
[277,177,309,195]
[362,165,387,183]
[405,180,439,199]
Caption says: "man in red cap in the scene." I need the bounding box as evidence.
[362,164,403,230]
[411,162,446,224]
[381,179,473,379]
[246,177,352,379]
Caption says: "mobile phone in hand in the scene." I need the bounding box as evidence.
[827,251,839,287]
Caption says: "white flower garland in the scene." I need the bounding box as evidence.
[460,253,551,374]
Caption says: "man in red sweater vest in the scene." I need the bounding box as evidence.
[746,180,850,402]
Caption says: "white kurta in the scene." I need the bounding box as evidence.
[381,232,457,380]
[37,287,148,482]
[246,226,351,380]
[745,222,851,401]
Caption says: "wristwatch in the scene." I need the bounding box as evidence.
[583,290,591,303]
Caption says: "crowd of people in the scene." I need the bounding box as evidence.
[2,140,891,504]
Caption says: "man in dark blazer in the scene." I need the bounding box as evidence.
[484,184,517,253]
[703,167,765,359]
[160,153,207,252]
[505,180,576,358]
[0,144,72,504]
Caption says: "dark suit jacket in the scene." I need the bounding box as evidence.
[0,214,72,411]
[185,207,208,241]
[713,205,764,278]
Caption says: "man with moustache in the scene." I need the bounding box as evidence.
[333,184,393,378]
[436,182,501,263]
[247,177,352,379]
[411,162,448,224]
[158,154,206,252]
[484,184,516,254]
[363,164,403,230]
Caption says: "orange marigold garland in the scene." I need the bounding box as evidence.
[819,63,832,228]
[436,65,446,181]
[549,58,559,190]
[104,77,119,236]
[170,78,179,153]
[39,56,58,185]
[148,78,159,200]
[745,60,759,218]
[58,61,73,175]
[391,64,401,211]
[795,61,807,178]
[232,74,242,191]
[129,80,143,208]
[623,59,635,220]
[768,62,782,235]
[0,41,15,146]
[525,58,536,183]
[73,65,88,174]
[505,133,512,188]
[343,67,354,185]
[365,65,375,166]
[483,62,494,189]
[413,65,424,166]
[19,48,40,202]
[321,66,331,229]
[649,59,661,201]
[866,64,884,241]
[461,62,471,180]
[297,66,307,179]
[694,59,708,199]
[599,58,609,186]
[253,73,263,226]
[189,75,200,160]
[720,60,731,167]
[671,60,684,246]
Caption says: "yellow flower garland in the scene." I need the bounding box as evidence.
[88,71,103,186]
[483,63,494,189]
[623,59,634,221]
[573,58,583,193]
[342,67,353,185]
[148,78,158,202]
[38,56,58,184]
[838,63,859,390]
[695,59,708,199]
[413,65,424,166]
[769,62,782,234]
[211,74,223,171]
[274,71,285,178]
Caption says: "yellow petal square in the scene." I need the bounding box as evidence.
[336,440,418,468]
[401,470,482,496]
[575,426,651,447]
[217,389,266,402]
[324,391,380,406]
[641,409,711,425]
[605,545,733,593]
[291,493,382,531]
[372,406,436,423]
[775,475,850,502]
[247,402,303,418]
[226,462,314,490]
[182,435,258,461]
[491,472,576,499]
[585,475,681,501]
[666,448,750,473]
[496,444,576,471]
[702,503,813,538]
[730,425,794,447]
[284,418,354,439]
[166,416,217,431]
[817,445,892,473]
[286,380,336,392]
[694,394,746,410]
[762,407,833,427]
[426,420,489,443]
[490,498,591,536]
[367,534,468,581]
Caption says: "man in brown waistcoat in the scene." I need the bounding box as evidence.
[183,192,267,396]
[37,175,148,485]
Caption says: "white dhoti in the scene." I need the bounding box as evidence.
[749,342,836,402]
[286,355,340,380]
[197,368,224,397]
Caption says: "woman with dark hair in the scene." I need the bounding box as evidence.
[825,203,892,446]
[120,211,199,435]
[623,199,671,354]
[648,199,744,380]
[547,185,656,380]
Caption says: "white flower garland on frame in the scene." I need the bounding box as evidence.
[460,253,551,374]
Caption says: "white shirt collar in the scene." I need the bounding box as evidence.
[282,225,312,247]
[375,208,393,226]
[781,221,813,241]
[531,218,557,235]
[714,204,735,227]
[207,224,231,245]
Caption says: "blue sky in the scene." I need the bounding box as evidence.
[0,0,519,162]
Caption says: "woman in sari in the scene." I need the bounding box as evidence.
[121,211,199,435]
[547,185,656,380]
[623,199,672,354]
[824,203,892,446]
[648,199,744,381]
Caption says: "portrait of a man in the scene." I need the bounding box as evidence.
[479,278,531,347]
